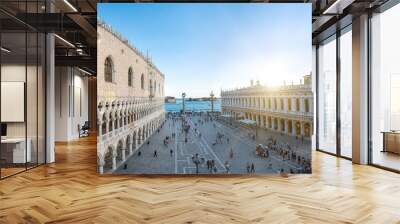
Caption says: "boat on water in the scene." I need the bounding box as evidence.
[165,96,176,103]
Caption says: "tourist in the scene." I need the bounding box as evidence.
[147,140,150,145]
[225,161,230,174]
[246,162,250,173]
[227,137,230,144]
[230,148,234,159]
[154,150,158,157]
[124,164,128,170]
[170,149,173,157]
[138,151,141,156]
[251,163,255,173]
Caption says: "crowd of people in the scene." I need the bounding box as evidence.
[126,112,312,174]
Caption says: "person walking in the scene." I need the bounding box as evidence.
[230,148,234,159]
[138,151,141,157]
[251,163,255,173]
[213,166,217,174]
[225,161,230,174]
[170,149,173,157]
[153,150,158,157]
[246,162,250,173]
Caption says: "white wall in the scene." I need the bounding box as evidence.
[55,67,89,141]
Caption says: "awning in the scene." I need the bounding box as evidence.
[238,119,257,125]
[221,114,233,118]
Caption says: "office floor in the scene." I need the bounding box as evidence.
[372,150,400,171]
[0,135,400,223]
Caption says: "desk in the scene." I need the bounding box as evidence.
[1,138,31,164]
[382,131,400,154]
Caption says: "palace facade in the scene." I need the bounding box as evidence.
[97,22,165,174]
[221,75,313,139]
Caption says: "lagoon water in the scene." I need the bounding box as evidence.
[165,98,221,112]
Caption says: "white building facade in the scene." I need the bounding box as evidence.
[97,22,165,174]
[221,75,313,139]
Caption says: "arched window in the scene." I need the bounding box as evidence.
[141,74,145,89]
[128,67,133,87]
[149,79,153,93]
[305,99,309,112]
[104,57,113,83]
[296,98,300,111]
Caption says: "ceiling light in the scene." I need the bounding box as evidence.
[54,34,75,48]
[322,0,354,15]
[63,0,78,12]
[1,47,11,53]
[78,67,92,76]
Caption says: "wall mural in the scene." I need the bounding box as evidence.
[97,3,313,175]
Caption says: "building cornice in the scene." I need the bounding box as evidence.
[98,20,165,78]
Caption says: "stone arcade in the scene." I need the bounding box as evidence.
[221,75,313,139]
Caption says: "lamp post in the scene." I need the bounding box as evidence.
[182,92,186,115]
[210,91,215,114]
[192,153,201,174]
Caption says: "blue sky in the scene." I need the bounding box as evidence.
[99,3,311,98]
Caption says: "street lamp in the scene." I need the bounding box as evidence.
[210,91,215,114]
[182,92,186,114]
[192,153,201,174]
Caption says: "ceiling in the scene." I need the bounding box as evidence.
[0,0,395,75]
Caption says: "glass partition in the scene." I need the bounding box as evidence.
[1,31,28,177]
[0,2,46,179]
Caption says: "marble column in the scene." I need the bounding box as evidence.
[98,122,102,137]
[98,153,105,174]
[129,142,133,155]
[292,120,297,135]
[122,148,126,161]
[112,150,117,170]
[285,119,289,134]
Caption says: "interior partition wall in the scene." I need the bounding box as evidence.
[316,25,353,159]
[0,1,46,179]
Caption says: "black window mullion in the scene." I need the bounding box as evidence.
[36,0,39,167]
[0,24,2,179]
[315,44,319,151]
[25,0,28,171]
[336,30,341,157]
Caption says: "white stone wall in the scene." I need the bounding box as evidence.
[220,75,313,138]
[97,23,165,102]
[96,22,166,174]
